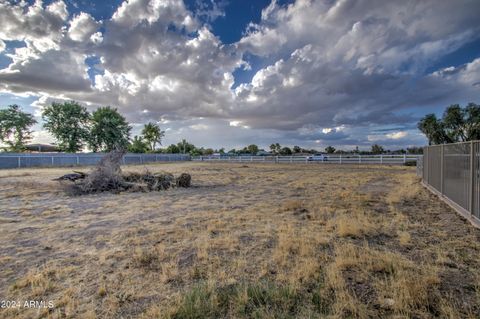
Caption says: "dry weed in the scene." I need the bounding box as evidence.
[336,210,377,238]
[1,163,479,318]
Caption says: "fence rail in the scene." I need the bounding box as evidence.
[422,140,480,226]
[192,154,420,164]
[0,153,190,169]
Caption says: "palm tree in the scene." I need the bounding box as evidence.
[141,122,165,151]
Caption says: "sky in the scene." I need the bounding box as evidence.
[0,0,480,151]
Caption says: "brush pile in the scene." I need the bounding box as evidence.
[54,149,191,195]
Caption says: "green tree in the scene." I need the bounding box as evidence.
[42,101,90,152]
[269,144,276,153]
[280,147,292,155]
[141,122,165,151]
[417,113,450,145]
[177,139,197,154]
[89,107,131,152]
[465,102,480,140]
[442,103,480,142]
[166,144,180,153]
[371,144,384,154]
[407,147,423,154]
[293,145,301,153]
[128,136,149,153]
[418,103,480,145]
[325,146,336,154]
[443,104,465,142]
[203,148,214,155]
[270,143,281,154]
[190,148,202,156]
[247,144,259,155]
[0,105,37,152]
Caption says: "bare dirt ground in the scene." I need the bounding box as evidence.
[0,163,479,318]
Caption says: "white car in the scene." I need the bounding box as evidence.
[308,154,328,161]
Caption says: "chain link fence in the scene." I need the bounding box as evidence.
[416,155,423,177]
[0,153,190,169]
[422,140,480,225]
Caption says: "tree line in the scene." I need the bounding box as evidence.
[418,103,480,145]
[2,101,474,154]
[0,102,163,153]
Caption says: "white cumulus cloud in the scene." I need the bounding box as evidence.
[68,12,100,42]
[0,0,479,149]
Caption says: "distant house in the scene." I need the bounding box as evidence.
[25,144,60,152]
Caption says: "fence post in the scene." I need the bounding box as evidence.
[403,154,406,163]
[359,155,361,164]
[51,156,54,166]
[290,156,293,163]
[440,144,444,195]
[18,156,20,168]
[251,156,253,162]
[340,155,342,164]
[425,147,429,184]
[470,141,475,215]
[380,155,383,164]
[77,156,80,165]
[276,156,278,164]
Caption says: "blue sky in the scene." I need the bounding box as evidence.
[0,0,479,150]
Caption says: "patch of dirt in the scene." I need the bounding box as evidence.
[343,269,378,307]
[178,248,197,269]
[358,176,392,196]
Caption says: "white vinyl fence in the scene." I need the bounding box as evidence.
[192,154,420,165]
[0,153,190,169]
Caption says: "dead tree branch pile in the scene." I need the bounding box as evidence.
[54,149,191,195]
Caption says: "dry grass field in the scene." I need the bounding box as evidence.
[0,162,479,318]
